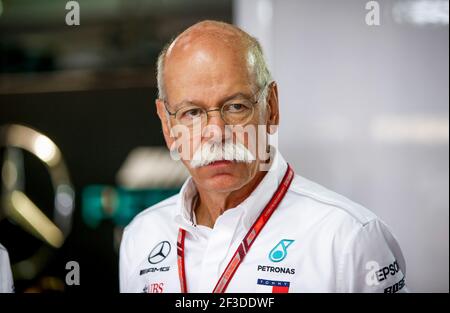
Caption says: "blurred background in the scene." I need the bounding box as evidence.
[0,0,448,293]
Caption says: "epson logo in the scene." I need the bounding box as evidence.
[366,259,402,286]
[257,265,295,275]
[376,260,400,282]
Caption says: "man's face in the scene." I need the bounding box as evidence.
[156,36,273,193]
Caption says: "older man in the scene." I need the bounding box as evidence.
[119,20,407,293]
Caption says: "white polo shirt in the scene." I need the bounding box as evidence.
[119,149,408,293]
[0,243,14,293]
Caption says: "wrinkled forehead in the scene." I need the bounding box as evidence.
[166,26,253,70]
[163,33,255,102]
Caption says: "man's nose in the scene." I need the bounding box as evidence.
[205,109,225,128]
[203,109,228,140]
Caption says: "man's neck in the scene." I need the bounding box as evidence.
[194,170,267,228]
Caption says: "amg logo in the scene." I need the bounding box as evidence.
[139,266,170,275]
[257,265,295,275]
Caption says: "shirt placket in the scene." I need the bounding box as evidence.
[197,207,244,292]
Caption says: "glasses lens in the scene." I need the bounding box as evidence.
[176,106,206,126]
[222,101,254,125]
[173,100,256,127]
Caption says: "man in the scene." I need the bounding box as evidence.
[0,243,14,293]
[119,20,407,293]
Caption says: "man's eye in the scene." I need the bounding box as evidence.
[226,103,249,113]
[182,108,202,119]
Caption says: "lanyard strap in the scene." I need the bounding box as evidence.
[177,164,294,293]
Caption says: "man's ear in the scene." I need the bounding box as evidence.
[155,99,174,150]
[266,82,279,134]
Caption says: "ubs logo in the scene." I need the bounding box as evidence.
[148,241,171,264]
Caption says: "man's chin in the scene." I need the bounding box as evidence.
[200,174,245,192]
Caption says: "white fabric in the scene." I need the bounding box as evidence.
[120,148,408,293]
[0,243,14,293]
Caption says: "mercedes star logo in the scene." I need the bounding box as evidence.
[0,124,75,280]
[148,241,171,264]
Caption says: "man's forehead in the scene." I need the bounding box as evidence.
[162,21,257,103]
[164,46,250,85]
[165,22,249,63]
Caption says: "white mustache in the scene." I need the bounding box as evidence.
[190,140,256,168]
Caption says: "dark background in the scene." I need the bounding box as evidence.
[0,88,162,292]
[0,0,232,293]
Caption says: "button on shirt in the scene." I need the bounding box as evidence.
[119,148,408,293]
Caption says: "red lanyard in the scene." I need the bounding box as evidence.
[177,164,294,293]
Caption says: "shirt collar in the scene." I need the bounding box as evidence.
[173,146,288,236]
[174,172,199,235]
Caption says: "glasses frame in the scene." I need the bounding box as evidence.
[163,83,269,126]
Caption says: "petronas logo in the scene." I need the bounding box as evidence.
[269,239,294,262]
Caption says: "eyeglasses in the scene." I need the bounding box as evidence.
[163,84,268,128]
